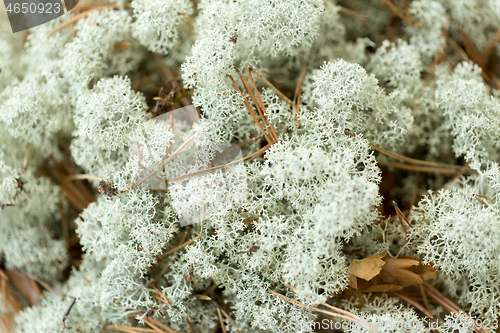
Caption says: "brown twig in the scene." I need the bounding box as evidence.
[114,42,131,51]
[68,174,103,181]
[19,270,67,298]
[133,313,179,333]
[271,291,376,331]
[218,307,242,333]
[242,216,260,223]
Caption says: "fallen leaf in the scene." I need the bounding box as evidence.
[346,253,437,293]
[347,253,387,284]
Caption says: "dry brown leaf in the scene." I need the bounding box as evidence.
[373,258,423,287]
[346,253,437,293]
[347,253,386,281]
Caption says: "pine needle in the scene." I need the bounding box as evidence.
[248,66,293,106]
[391,291,433,319]
[47,3,129,38]
[159,234,204,258]
[236,69,275,144]
[246,63,279,143]
[228,74,273,145]
[185,316,195,333]
[292,62,308,128]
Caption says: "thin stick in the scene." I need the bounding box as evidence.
[280,281,363,322]
[391,291,433,319]
[71,1,114,11]
[446,35,470,62]
[238,135,261,147]
[247,64,279,143]
[160,234,204,258]
[141,318,166,333]
[114,42,131,51]
[380,0,414,25]
[202,283,218,296]
[156,257,175,283]
[392,201,412,235]
[61,298,77,329]
[228,74,273,145]
[248,66,293,106]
